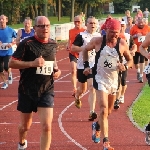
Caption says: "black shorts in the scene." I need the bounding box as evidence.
[133,52,145,64]
[77,69,93,83]
[0,55,11,72]
[69,53,77,63]
[17,92,54,113]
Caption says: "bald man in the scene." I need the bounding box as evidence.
[82,19,133,149]
[9,16,61,150]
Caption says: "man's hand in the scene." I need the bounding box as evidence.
[83,67,92,76]
[53,69,61,79]
[32,56,45,67]
[117,63,126,71]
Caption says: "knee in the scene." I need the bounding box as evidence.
[100,107,108,117]
[19,124,31,132]
[41,123,52,133]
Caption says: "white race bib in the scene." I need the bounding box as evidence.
[0,43,9,50]
[99,55,118,69]
[138,36,145,43]
[36,61,54,75]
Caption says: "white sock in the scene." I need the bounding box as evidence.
[140,74,143,77]
[137,68,140,73]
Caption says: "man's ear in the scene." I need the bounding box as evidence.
[6,16,8,22]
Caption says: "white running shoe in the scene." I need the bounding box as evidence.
[18,140,27,150]
[1,83,8,89]
[119,95,124,104]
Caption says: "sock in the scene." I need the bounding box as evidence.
[137,68,140,73]
[140,74,143,77]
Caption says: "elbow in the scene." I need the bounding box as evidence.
[8,58,16,68]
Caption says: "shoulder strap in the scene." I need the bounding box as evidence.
[114,38,123,63]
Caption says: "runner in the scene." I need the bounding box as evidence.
[82,19,133,149]
[0,14,17,89]
[71,16,101,121]
[8,16,61,150]
[16,17,34,45]
[66,15,85,96]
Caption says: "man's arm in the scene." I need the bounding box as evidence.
[16,29,22,46]
[140,33,150,59]
[121,39,133,69]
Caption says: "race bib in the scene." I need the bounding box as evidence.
[36,61,54,75]
[99,55,118,69]
[0,43,9,50]
[138,36,145,43]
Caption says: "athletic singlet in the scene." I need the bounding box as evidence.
[20,28,35,42]
[93,35,121,90]
[73,30,101,69]
[12,36,57,97]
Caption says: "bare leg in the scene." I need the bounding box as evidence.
[87,78,96,112]
[18,112,33,144]
[70,61,77,91]
[38,107,53,150]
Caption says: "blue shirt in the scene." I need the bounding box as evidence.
[0,26,17,56]
[20,28,35,41]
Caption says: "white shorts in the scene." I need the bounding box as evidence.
[97,83,117,95]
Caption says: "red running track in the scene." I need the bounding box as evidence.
[0,47,148,150]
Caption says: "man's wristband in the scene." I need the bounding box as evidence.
[83,61,90,68]
[124,64,128,70]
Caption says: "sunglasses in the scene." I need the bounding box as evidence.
[35,24,50,28]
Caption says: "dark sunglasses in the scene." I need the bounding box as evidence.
[35,24,50,28]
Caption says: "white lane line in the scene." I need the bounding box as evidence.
[0,100,18,111]
[57,57,68,62]
[58,91,89,150]
[0,122,40,125]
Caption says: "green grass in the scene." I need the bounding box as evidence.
[131,83,150,128]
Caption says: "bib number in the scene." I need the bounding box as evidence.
[36,61,54,75]
[138,36,145,43]
[0,43,9,50]
[99,56,118,69]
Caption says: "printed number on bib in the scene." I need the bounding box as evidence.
[36,61,54,75]
[138,36,145,43]
[99,56,118,69]
[0,43,9,50]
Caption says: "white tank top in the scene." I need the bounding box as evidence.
[95,45,119,89]
[77,31,101,69]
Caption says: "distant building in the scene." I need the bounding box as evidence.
[103,2,114,14]
[132,5,140,13]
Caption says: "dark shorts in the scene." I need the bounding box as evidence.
[17,92,54,113]
[69,53,77,63]
[77,69,93,83]
[133,52,145,64]
[0,55,11,72]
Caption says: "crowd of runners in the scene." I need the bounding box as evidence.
[0,8,150,150]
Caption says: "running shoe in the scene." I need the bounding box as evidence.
[103,137,114,150]
[1,83,8,89]
[8,73,13,84]
[138,76,143,83]
[88,112,97,121]
[92,122,100,143]
[145,123,150,145]
[18,140,27,150]
[119,95,124,104]
[114,99,120,109]
[75,98,82,109]
[137,72,140,80]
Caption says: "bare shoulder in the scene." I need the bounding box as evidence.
[92,36,102,44]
